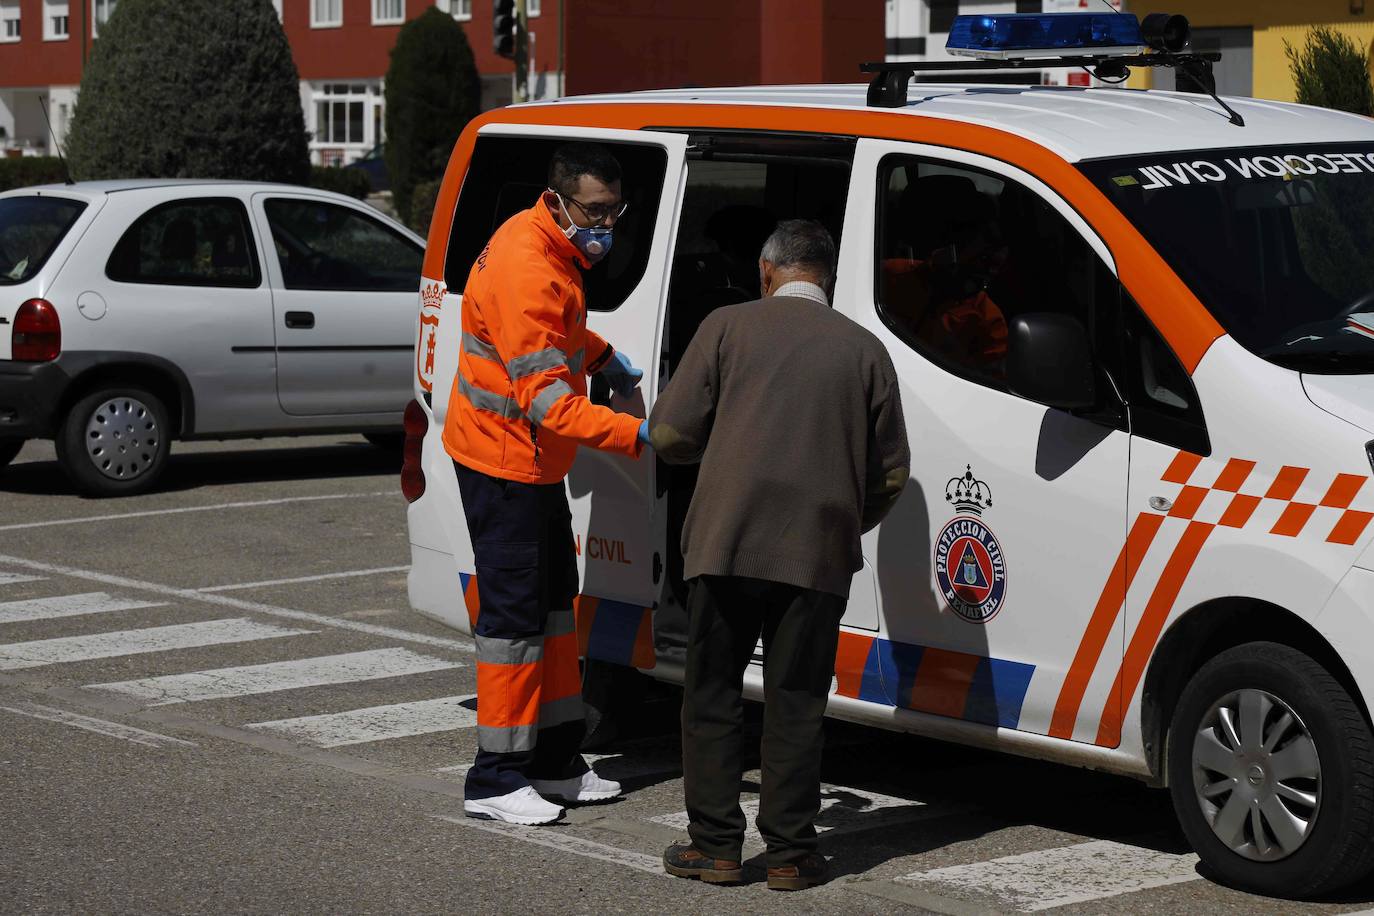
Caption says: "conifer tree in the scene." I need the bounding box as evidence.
[384,8,481,228]
[1286,26,1374,117]
[66,0,309,183]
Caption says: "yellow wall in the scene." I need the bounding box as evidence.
[1126,1,1374,100]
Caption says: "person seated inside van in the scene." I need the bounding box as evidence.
[881,175,1009,376]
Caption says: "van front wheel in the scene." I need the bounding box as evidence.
[1167,641,1374,897]
[56,388,170,497]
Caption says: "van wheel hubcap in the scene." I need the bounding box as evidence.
[1193,688,1321,862]
[85,397,159,481]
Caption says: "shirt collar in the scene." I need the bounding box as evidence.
[771,280,830,306]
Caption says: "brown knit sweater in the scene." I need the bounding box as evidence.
[649,295,910,598]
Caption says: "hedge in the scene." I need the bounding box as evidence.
[0,157,72,192]
[308,166,372,200]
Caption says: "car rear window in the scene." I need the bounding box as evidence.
[0,195,87,285]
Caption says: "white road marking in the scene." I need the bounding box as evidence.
[88,648,463,706]
[0,555,474,654]
[432,815,666,875]
[196,565,409,593]
[0,572,44,586]
[0,618,313,670]
[1,702,197,748]
[652,780,935,844]
[248,694,478,747]
[0,592,165,625]
[0,491,393,532]
[898,839,1200,912]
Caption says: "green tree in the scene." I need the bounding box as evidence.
[384,8,480,229]
[66,0,309,183]
[1286,26,1374,117]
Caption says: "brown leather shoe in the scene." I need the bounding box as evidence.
[662,843,744,884]
[767,852,828,891]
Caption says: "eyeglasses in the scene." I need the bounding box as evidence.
[555,191,628,226]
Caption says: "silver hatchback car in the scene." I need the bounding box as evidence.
[0,180,425,496]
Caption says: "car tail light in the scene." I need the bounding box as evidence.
[401,399,428,503]
[12,298,60,362]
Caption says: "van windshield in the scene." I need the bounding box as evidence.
[0,195,87,286]
[1080,145,1374,374]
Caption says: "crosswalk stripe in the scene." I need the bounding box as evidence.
[247,694,478,747]
[0,592,166,624]
[651,780,943,844]
[897,839,1200,912]
[0,618,313,671]
[0,572,44,586]
[1,702,197,749]
[88,648,464,706]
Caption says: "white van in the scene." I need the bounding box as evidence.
[405,12,1374,897]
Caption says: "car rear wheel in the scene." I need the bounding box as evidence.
[56,388,170,497]
[1168,641,1374,898]
[0,438,23,470]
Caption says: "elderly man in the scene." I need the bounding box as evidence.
[649,220,910,890]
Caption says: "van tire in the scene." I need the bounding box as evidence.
[1167,641,1374,898]
[0,439,23,470]
[56,387,171,497]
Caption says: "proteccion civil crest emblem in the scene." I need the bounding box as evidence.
[934,465,1008,624]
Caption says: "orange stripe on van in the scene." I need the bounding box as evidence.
[573,594,599,658]
[630,609,656,670]
[834,631,875,700]
[1095,520,1214,747]
[1049,512,1166,740]
[425,102,1224,373]
[909,648,981,719]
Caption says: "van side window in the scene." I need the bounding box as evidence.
[444,136,668,311]
[263,198,421,292]
[106,197,260,288]
[1120,293,1211,455]
[874,156,1110,406]
[666,140,853,371]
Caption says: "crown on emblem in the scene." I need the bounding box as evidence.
[946,465,992,515]
[421,281,446,310]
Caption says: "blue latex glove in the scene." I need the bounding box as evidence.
[637,419,652,448]
[600,350,644,398]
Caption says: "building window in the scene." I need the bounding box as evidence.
[0,0,20,42]
[436,0,471,19]
[372,0,403,24]
[528,0,540,16]
[92,0,115,36]
[309,82,382,161]
[311,0,342,27]
[43,0,68,40]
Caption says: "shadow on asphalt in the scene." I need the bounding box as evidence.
[0,440,401,498]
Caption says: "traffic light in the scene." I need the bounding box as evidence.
[493,0,515,58]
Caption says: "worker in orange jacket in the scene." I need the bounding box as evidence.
[444,143,650,825]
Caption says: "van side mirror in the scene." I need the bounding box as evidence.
[1006,312,1096,411]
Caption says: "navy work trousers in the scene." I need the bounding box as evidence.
[455,461,588,801]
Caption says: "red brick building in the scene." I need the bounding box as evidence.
[0,0,881,165]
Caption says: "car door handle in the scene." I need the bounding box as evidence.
[285,311,315,329]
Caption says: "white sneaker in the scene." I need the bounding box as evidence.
[464,786,564,825]
[530,770,622,803]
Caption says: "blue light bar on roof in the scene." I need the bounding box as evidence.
[946,12,1146,60]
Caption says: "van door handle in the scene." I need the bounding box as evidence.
[285,311,315,329]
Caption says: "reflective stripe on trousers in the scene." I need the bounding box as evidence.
[474,610,582,754]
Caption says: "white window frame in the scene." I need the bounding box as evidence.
[528,0,540,16]
[91,0,115,38]
[436,0,471,20]
[311,0,343,28]
[43,0,68,40]
[372,0,404,25]
[0,0,20,43]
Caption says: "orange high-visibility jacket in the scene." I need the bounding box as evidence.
[443,201,644,484]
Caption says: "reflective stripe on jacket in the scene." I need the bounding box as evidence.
[442,201,643,483]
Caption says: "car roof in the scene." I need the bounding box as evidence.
[4,179,354,197]
[530,83,1374,161]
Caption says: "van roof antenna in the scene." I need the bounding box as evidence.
[37,97,75,186]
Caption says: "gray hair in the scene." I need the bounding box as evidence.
[759,219,836,281]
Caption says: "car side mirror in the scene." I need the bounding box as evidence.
[1006,312,1096,411]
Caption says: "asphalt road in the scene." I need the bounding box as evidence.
[4,435,1374,915]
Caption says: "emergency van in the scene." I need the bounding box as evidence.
[405,11,1374,897]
